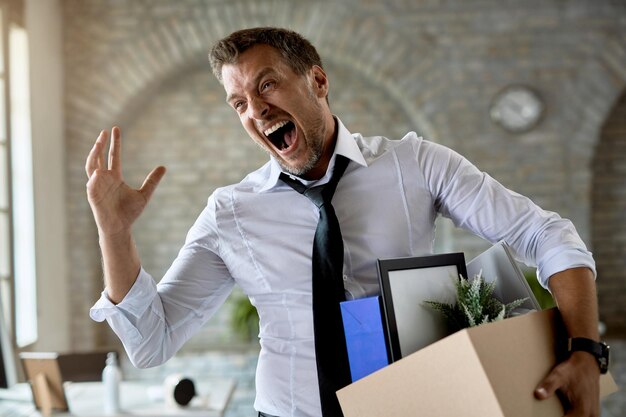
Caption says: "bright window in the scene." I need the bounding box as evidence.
[0,2,37,348]
[0,6,12,340]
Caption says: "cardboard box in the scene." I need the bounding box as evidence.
[337,308,618,417]
[340,296,389,381]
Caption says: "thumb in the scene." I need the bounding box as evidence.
[140,166,166,201]
[534,370,563,400]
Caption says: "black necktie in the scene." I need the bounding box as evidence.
[280,155,351,417]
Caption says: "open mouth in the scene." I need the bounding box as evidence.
[264,120,296,151]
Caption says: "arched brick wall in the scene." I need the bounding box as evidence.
[63,0,626,350]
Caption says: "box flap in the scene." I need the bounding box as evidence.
[337,330,504,417]
[467,309,565,416]
[468,309,618,416]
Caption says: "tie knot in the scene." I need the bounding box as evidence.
[280,155,350,208]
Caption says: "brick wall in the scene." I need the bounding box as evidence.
[594,91,626,335]
[62,0,626,351]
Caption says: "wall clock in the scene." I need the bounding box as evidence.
[489,85,545,133]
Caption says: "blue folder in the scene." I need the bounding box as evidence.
[340,296,389,382]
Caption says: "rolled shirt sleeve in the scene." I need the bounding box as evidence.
[90,268,157,348]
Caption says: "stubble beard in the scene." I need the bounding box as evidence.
[251,119,325,177]
[269,104,327,177]
[280,123,325,177]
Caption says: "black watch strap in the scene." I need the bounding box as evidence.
[568,337,610,374]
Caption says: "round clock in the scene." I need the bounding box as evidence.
[489,85,545,133]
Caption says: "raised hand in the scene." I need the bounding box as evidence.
[85,127,166,237]
[85,127,166,302]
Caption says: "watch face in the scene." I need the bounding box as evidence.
[599,343,610,374]
[490,86,544,133]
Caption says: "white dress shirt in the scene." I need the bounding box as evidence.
[91,118,595,417]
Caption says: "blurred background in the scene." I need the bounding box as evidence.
[0,0,624,415]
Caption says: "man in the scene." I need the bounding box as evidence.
[88,27,603,417]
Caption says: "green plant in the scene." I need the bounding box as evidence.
[424,272,528,332]
[230,294,259,342]
[523,268,556,310]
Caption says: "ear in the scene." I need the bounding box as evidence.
[309,65,329,98]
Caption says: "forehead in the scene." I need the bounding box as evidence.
[222,44,294,96]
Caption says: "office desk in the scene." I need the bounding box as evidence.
[0,379,236,417]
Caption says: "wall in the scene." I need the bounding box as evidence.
[25,0,68,352]
[59,0,626,351]
[594,91,626,335]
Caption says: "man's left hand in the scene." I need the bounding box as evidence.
[534,350,600,417]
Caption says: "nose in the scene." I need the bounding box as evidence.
[248,97,269,120]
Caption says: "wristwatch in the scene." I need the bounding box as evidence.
[567,337,610,374]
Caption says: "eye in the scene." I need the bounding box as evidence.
[233,101,246,112]
[260,80,275,92]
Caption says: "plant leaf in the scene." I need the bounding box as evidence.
[504,297,530,317]
[424,270,526,331]
[494,304,506,322]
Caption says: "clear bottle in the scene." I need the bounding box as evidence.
[102,351,122,414]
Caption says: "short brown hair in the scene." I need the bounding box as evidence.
[209,27,323,83]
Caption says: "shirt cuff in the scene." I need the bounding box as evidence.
[537,246,597,289]
[89,267,157,322]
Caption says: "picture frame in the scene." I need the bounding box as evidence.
[19,352,69,413]
[377,253,467,362]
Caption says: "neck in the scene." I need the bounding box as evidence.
[301,116,338,180]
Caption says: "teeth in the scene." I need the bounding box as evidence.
[263,120,288,136]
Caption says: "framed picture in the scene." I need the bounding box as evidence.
[377,253,467,362]
[20,352,69,412]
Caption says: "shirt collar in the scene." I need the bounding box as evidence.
[258,117,367,192]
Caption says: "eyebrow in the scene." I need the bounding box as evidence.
[225,67,277,104]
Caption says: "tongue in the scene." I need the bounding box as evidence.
[283,125,296,149]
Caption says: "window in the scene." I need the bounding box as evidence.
[0,5,13,342]
[0,0,37,348]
